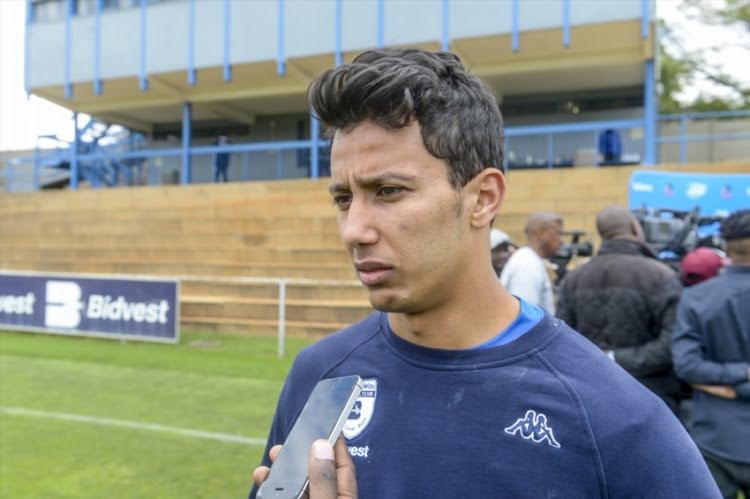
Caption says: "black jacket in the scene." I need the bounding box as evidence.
[557,239,684,411]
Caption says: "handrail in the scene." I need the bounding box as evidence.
[2,111,748,192]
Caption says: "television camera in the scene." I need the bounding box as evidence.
[633,206,726,272]
[550,230,594,285]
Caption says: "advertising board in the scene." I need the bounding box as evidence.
[0,271,179,343]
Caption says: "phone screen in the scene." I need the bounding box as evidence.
[257,375,362,499]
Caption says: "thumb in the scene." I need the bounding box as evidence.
[308,440,338,499]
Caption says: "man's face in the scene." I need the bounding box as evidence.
[540,221,564,259]
[491,244,512,274]
[329,121,473,313]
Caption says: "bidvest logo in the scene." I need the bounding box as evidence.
[45,281,84,328]
[44,280,171,329]
[0,292,36,316]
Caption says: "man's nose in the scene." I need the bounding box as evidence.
[340,198,378,247]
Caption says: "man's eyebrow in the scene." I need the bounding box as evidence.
[329,173,418,194]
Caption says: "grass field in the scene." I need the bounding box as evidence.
[0,329,315,498]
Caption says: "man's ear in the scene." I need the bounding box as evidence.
[469,168,506,229]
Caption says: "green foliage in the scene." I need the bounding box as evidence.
[683,0,750,33]
[0,329,316,498]
[659,0,750,112]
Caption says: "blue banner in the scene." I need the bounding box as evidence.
[0,272,179,343]
[629,170,750,217]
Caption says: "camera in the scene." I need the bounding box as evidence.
[633,206,726,272]
[550,230,594,284]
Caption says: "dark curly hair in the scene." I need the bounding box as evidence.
[306,48,504,189]
[720,209,750,241]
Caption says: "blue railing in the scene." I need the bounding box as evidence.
[657,110,750,164]
[2,110,748,193]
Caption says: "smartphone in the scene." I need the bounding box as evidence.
[257,375,363,499]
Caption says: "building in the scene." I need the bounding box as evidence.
[18,0,659,188]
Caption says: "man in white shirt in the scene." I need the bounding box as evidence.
[500,211,564,314]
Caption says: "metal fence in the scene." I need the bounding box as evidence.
[2,110,748,193]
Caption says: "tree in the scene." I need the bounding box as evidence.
[659,0,750,112]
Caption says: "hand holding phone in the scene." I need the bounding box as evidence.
[257,375,362,499]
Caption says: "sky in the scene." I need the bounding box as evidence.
[1,0,749,152]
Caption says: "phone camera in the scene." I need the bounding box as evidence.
[330,379,341,391]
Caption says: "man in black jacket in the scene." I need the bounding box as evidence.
[557,205,684,414]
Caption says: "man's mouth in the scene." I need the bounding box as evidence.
[354,261,392,286]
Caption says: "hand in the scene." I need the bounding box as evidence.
[252,436,358,499]
[691,383,737,400]
[308,436,358,499]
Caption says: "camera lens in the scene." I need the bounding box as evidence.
[330,379,341,391]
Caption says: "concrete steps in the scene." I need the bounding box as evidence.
[2,161,747,338]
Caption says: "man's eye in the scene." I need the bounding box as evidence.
[378,186,403,196]
[332,195,352,209]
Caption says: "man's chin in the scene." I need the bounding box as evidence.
[367,290,404,313]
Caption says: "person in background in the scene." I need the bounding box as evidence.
[598,128,622,163]
[213,132,231,182]
[680,246,728,287]
[490,228,516,277]
[556,205,685,415]
[672,209,750,499]
[499,210,563,314]
[250,48,719,499]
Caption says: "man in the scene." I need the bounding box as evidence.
[556,205,685,414]
[672,209,750,498]
[680,246,727,286]
[250,48,719,498]
[499,210,563,314]
[213,132,231,182]
[490,228,516,277]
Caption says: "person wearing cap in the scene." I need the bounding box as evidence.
[556,205,685,414]
[680,246,728,286]
[672,209,750,498]
[489,228,516,277]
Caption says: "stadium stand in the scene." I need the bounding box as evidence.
[1,160,747,338]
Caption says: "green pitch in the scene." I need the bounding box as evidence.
[0,329,315,498]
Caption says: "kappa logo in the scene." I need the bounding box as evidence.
[504,409,561,448]
[343,378,376,439]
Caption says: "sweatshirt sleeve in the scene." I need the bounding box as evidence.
[613,276,682,376]
[672,292,750,386]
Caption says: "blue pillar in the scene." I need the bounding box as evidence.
[502,135,509,172]
[546,133,554,168]
[277,0,286,76]
[24,0,33,95]
[64,0,74,99]
[94,0,102,95]
[188,0,196,85]
[680,116,688,164]
[223,0,232,81]
[71,113,80,190]
[33,143,40,191]
[181,102,192,184]
[644,59,656,166]
[442,0,449,51]
[139,0,148,91]
[562,0,570,47]
[511,0,520,52]
[335,0,342,66]
[310,116,320,179]
[377,0,384,48]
